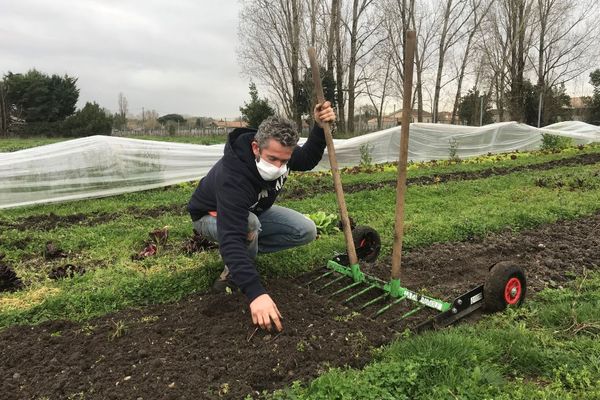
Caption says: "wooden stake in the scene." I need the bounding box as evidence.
[307,48,358,265]
[390,30,417,280]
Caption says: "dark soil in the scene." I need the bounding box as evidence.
[280,152,600,200]
[48,264,86,280]
[1,212,599,399]
[0,204,186,232]
[0,255,23,292]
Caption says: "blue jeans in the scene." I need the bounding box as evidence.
[192,205,317,259]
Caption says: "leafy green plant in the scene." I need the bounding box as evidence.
[448,137,461,163]
[304,211,339,235]
[359,143,374,167]
[540,134,573,151]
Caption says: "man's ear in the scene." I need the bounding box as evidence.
[251,141,260,159]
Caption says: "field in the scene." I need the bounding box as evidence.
[1,139,600,399]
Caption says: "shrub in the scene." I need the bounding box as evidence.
[540,134,573,151]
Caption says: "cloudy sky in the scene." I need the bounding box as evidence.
[0,0,248,119]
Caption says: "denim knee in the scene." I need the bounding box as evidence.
[298,217,317,244]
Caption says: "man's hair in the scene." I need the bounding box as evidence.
[255,116,299,149]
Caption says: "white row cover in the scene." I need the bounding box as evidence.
[1,121,599,209]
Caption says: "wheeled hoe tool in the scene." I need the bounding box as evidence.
[305,31,527,331]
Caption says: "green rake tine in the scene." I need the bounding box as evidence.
[341,284,378,304]
[306,270,335,287]
[329,281,363,298]
[315,275,347,293]
[371,296,406,319]
[359,293,389,310]
[394,305,425,323]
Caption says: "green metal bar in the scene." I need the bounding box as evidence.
[323,259,452,313]
[329,281,363,297]
[315,275,347,293]
[359,293,389,310]
[395,305,425,322]
[306,270,335,287]
[341,284,378,304]
[371,296,406,318]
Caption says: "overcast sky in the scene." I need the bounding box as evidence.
[0,0,248,119]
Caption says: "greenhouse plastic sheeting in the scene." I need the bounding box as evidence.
[1,121,599,209]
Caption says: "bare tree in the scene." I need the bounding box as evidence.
[332,0,347,133]
[118,92,128,119]
[345,0,383,133]
[380,0,412,113]
[432,0,473,123]
[533,0,600,123]
[410,1,438,121]
[239,0,304,130]
[450,0,492,124]
[506,0,535,122]
[362,44,393,129]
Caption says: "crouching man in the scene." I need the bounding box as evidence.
[188,102,335,332]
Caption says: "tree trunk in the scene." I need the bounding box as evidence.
[347,0,359,134]
[451,29,475,124]
[508,0,527,122]
[334,0,346,132]
[433,0,453,123]
[327,0,338,72]
[291,0,302,130]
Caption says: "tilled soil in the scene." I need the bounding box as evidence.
[1,213,599,399]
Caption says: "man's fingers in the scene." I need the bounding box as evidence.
[263,312,272,331]
[273,303,282,319]
[270,312,283,332]
[257,314,266,331]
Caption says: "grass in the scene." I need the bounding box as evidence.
[0,156,599,328]
[266,270,600,399]
[1,140,599,399]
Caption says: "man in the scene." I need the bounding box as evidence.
[188,102,335,332]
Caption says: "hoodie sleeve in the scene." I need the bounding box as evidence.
[287,124,326,172]
[215,169,267,303]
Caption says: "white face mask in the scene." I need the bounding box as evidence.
[255,156,288,181]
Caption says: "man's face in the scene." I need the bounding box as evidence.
[252,138,294,168]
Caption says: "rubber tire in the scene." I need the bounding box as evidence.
[484,261,527,312]
[352,225,381,263]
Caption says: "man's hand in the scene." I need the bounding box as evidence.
[314,101,336,128]
[249,294,283,332]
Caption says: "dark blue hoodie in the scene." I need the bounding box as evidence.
[188,124,326,302]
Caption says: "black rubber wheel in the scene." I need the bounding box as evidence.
[483,261,527,312]
[352,225,381,263]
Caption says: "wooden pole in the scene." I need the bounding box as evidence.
[307,48,358,265]
[390,30,416,280]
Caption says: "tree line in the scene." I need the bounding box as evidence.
[0,70,112,137]
[238,0,600,131]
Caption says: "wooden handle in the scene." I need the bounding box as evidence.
[307,47,358,265]
[390,30,416,280]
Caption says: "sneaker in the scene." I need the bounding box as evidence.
[211,266,238,293]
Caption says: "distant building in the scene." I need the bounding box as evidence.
[366,109,433,130]
[569,97,590,121]
[436,111,453,124]
[490,109,511,123]
[210,120,248,129]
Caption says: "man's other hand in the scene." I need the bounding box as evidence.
[249,294,283,332]
[314,101,336,128]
